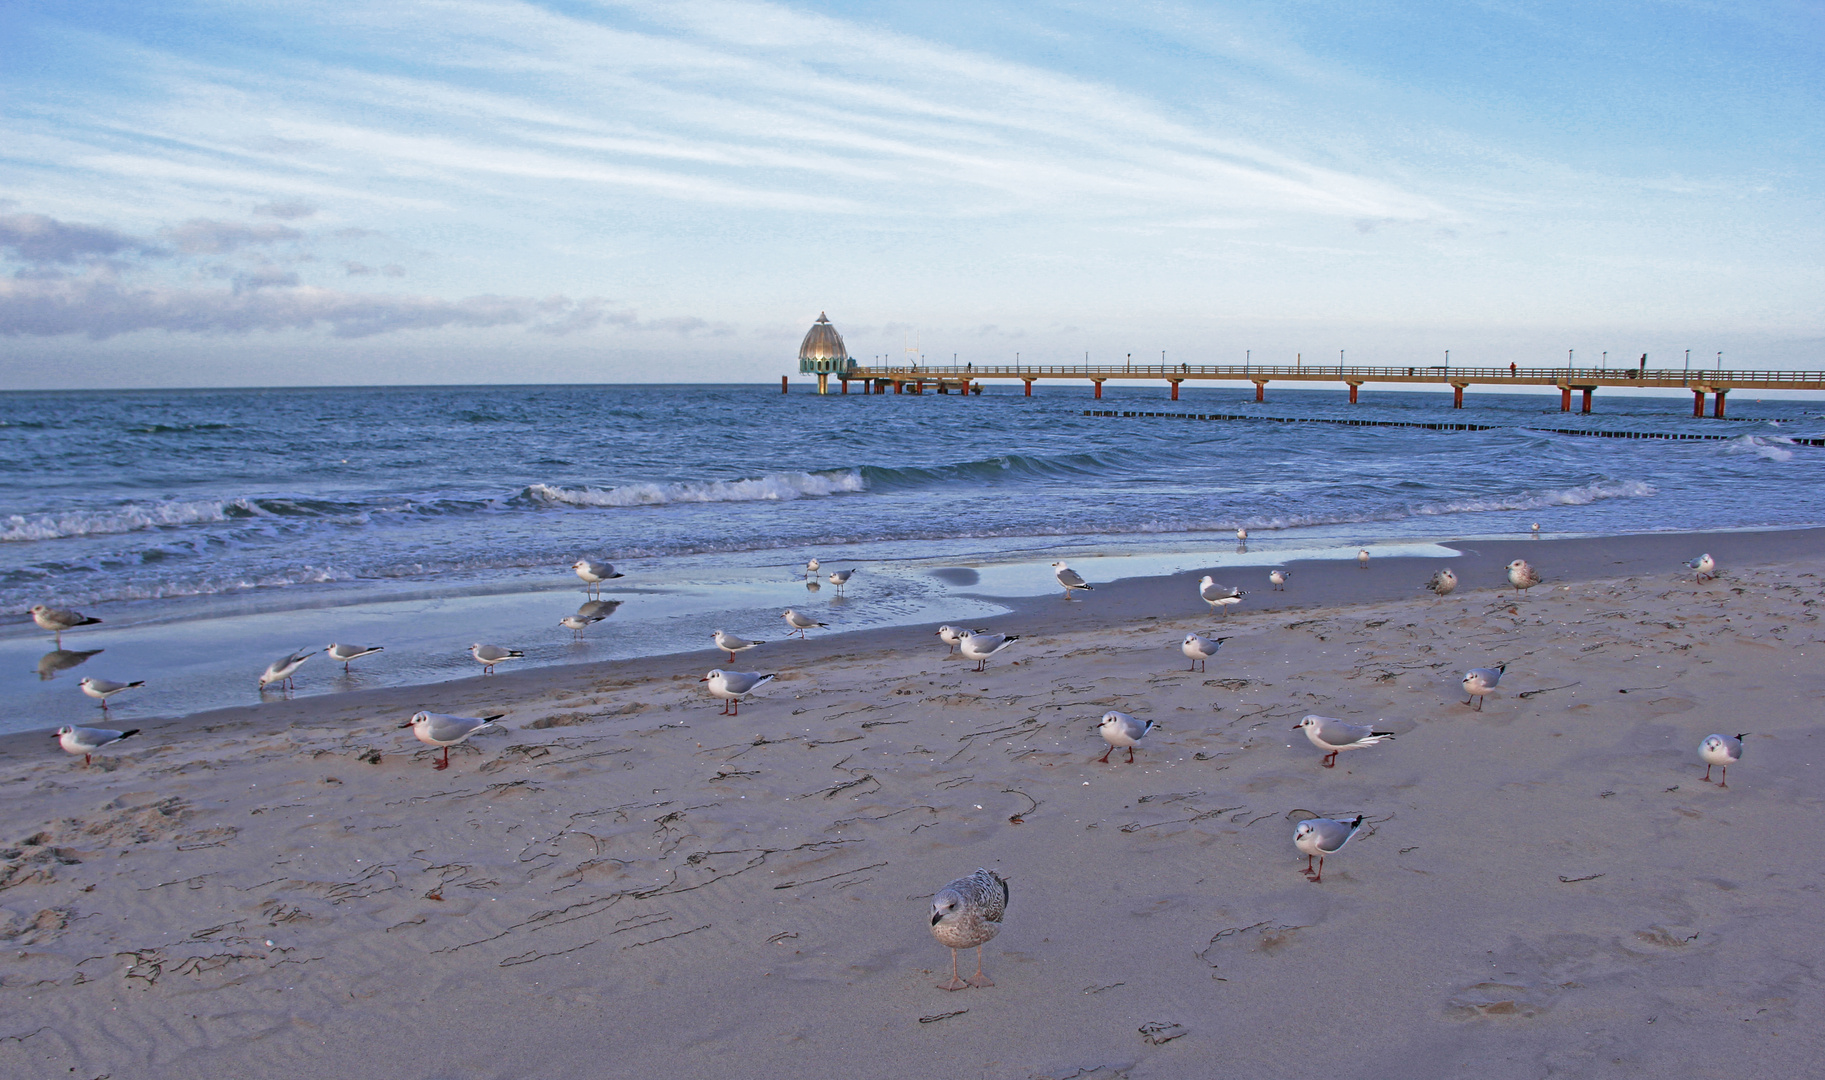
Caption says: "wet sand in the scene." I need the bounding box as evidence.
[1,529,1820,1079]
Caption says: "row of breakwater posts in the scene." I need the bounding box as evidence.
[783,362,1825,418]
[1080,408,1825,446]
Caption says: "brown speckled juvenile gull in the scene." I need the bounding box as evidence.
[929,868,1009,991]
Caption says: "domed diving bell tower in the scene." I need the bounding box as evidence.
[798,312,854,394]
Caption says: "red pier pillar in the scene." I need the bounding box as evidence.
[1561,387,1572,412]
[1348,383,1360,404]
[1093,380,1104,400]
[1713,390,1727,418]
[1169,380,1181,401]
[840,378,848,394]
[1024,380,1033,397]
[1254,381,1267,402]
[1693,390,1704,416]
[781,376,789,394]
[1581,388,1593,414]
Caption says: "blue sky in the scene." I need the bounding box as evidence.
[1,0,1820,387]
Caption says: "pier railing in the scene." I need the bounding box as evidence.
[847,363,1825,389]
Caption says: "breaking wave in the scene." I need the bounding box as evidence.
[525,470,867,507]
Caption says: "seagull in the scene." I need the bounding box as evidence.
[937,625,988,654]
[399,711,503,770]
[1097,710,1156,764]
[1236,526,1248,542]
[1293,715,1395,768]
[1686,553,1716,584]
[29,605,101,645]
[572,559,623,596]
[1424,568,1458,596]
[1181,633,1227,672]
[259,648,316,690]
[1357,549,1371,569]
[55,725,139,767]
[559,615,601,639]
[1531,522,1541,537]
[805,558,820,580]
[827,568,856,593]
[470,643,524,674]
[1507,559,1541,594]
[930,868,1008,991]
[1269,569,1290,591]
[1699,732,1746,787]
[701,670,775,715]
[1198,576,1244,616]
[712,629,765,663]
[1462,664,1505,710]
[1294,814,1363,883]
[325,643,384,671]
[1052,561,1093,599]
[958,630,1018,672]
[79,677,142,712]
[782,609,827,638]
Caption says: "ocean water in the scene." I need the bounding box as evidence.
[2,382,1821,730]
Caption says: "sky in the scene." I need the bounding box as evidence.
[0,0,1820,388]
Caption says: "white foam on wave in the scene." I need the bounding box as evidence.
[527,470,866,507]
[0,498,264,542]
[1413,480,1657,516]
[1720,435,1794,463]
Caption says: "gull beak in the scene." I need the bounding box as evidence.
[699,675,710,682]
[397,720,415,729]
[1289,725,1302,731]
[930,911,942,926]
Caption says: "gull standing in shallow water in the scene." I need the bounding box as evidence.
[1199,576,1244,616]
[1097,711,1156,764]
[560,615,602,639]
[400,711,503,770]
[29,605,101,645]
[1357,549,1371,569]
[470,643,524,675]
[805,558,820,580]
[782,609,827,638]
[1462,664,1505,710]
[827,568,856,594]
[1052,561,1093,599]
[1507,559,1542,594]
[325,643,384,671]
[1699,733,1747,787]
[1294,814,1363,882]
[259,648,316,690]
[958,630,1018,671]
[1424,568,1458,596]
[1686,553,1717,584]
[701,670,775,715]
[929,868,1008,991]
[572,559,623,597]
[79,677,142,712]
[1293,715,1395,768]
[56,725,139,767]
[712,630,765,663]
[1236,526,1248,542]
[1181,633,1227,672]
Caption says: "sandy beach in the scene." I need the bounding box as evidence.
[2,531,1821,1079]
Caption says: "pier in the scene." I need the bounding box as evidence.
[821,362,1825,417]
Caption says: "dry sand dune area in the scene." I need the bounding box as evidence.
[2,559,1822,1079]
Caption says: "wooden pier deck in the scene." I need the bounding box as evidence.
[816,363,1825,417]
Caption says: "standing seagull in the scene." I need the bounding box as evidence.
[1292,715,1395,768]
[29,605,101,646]
[700,670,775,715]
[781,609,828,638]
[929,868,1009,991]
[1462,664,1505,710]
[1198,576,1244,616]
[559,615,602,639]
[1424,568,1458,596]
[1096,711,1156,764]
[1236,526,1248,542]
[55,725,139,767]
[712,629,765,663]
[937,625,988,655]
[805,558,820,580]
[1507,559,1542,595]
[827,568,856,594]
[1268,569,1290,591]
[1294,814,1363,883]
[1181,633,1227,672]
[325,643,384,671]
[469,643,524,675]
[259,648,316,691]
[1686,553,1717,584]
[957,630,1018,672]
[399,711,503,770]
[1357,549,1371,569]
[1052,562,1093,599]
[79,677,143,713]
[572,559,623,597]
[1699,732,1747,787]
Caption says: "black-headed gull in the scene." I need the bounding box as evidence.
[1357,549,1370,569]
[1181,633,1227,672]
[1699,732,1746,787]
[79,677,142,712]
[827,568,856,593]
[782,609,827,638]
[1268,569,1289,591]
[56,724,139,766]
[701,669,775,715]
[1292,715,1394,768]
[1462,664,1505,710]
[470,643,524,674]
[929,868,1008,991]
[1096,710,1156,764]
[399,711,503,770]
[259,648,316,690]
[560,615,601,639]
[325,643,384,670]
[937,625,988,654]
[1294,814,1362,883]
[958,630,1018,671]
[1686,553,1716,584]
[712,629,765,662]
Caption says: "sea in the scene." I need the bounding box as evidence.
[3,382,1821,733]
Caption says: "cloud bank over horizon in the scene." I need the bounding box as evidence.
[0,0,1820,386]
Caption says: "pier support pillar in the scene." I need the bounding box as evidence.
[1169,380,1181,401]
[1561,387,1572,412]
[893,380,903,394]
[1253,381,1267,402]
[1023,380,1033,397]
[1713,390,1727,418]
[1581,388,1593,414]
[781,376,789,394]
[1347,382,1360,404]
[1093,380,1104,400]
[1452,384,1465,409]
[839,378,848,394]
[1693,390,1704,416]
[937,382,948,394]
[817,373,828,395]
